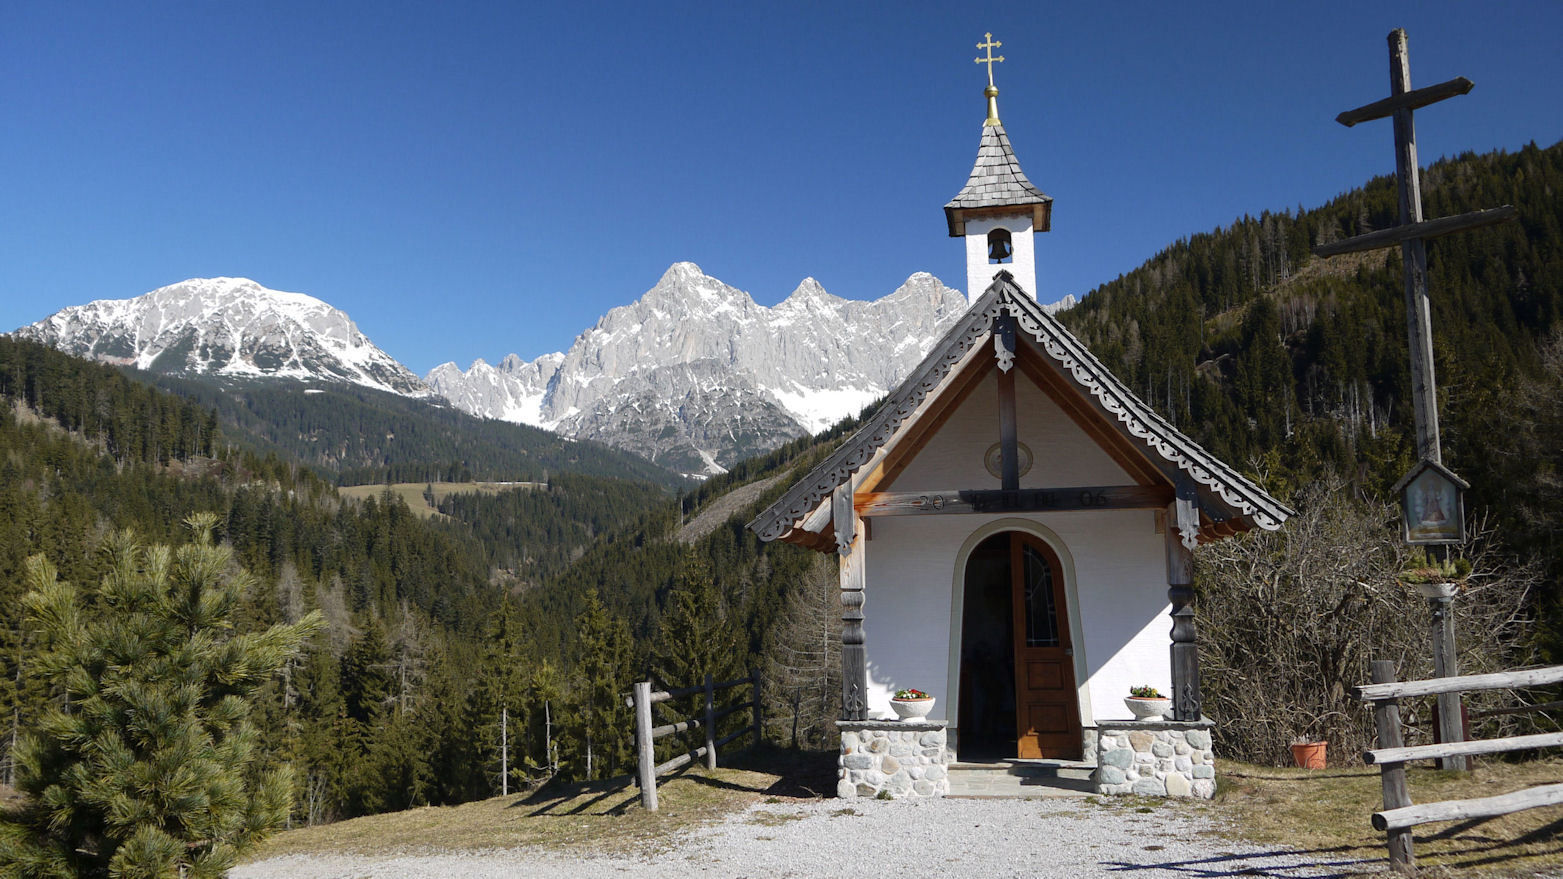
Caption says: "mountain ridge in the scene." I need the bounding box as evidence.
[424,262,975,474]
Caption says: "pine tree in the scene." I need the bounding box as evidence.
[568,590,631,781]
[655,552,739,689]
[0,514,323,878]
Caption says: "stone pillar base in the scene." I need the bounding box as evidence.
[1094,717,1215,798]
[837,720,949,798]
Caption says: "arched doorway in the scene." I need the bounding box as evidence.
[958,531,1081,760]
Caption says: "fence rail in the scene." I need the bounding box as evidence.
[625,669,761,811]
[1356,659,1563,874]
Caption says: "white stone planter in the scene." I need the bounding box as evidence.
[890,697,935,722]
[1124,696,1170,721]
[1413,581,1458,600]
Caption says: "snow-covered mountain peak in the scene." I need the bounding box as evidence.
[884,271,958,304]
[775,277,843,313]
[14,277,427,396]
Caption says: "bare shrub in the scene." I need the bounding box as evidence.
[1197,470,1538,765]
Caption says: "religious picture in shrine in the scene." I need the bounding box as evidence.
[1396,460,1468,545]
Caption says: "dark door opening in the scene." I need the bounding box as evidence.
[958,531,1082,761]
[957,533,1016,760]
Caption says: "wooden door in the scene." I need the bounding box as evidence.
[1009,534,1082,759]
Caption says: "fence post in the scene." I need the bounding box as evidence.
[704,673,717,770]
[633,681,657,811]
[1370,660,1415,874]
[750,667,763,750]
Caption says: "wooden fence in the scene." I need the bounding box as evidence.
[1353,660,1563,874]
[625,669,761,811]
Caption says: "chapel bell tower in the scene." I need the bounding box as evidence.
[944,33,1052,303]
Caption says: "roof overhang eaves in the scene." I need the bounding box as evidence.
[944,201,1054,238]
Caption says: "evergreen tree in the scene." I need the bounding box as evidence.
[0,515,322,878]
[567,590,631,781]
[655,552,739,688]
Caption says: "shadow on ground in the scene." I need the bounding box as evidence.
[509,746,836,819]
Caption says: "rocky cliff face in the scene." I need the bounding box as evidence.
[426,262,972,475]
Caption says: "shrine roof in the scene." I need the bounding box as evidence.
[748,274,1293,551]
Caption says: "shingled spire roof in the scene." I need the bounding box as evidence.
[944,122,1053,237]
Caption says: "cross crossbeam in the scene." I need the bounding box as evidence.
[1314,205,1516,257]
[1336,76,1473,128]
[975,32,1004,88]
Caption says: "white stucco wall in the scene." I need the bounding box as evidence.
[860,370,1172,729]
[964,214,1037,301]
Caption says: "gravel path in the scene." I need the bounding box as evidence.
[232,796,1379,878]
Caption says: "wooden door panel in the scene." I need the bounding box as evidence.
[1011,534,1082,760]
[1024,659,1065,690]
[1027,703,1070,734]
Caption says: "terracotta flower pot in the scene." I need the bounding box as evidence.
[1290,740,1327,769]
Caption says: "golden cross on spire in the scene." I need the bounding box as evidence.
[975,32,1004,88]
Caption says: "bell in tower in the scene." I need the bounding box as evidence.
[987,228,1013,264]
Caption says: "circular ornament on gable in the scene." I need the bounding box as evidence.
[984,442,1033,479]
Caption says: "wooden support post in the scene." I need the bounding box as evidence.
[703,673,717,770]
[1166,478,1202,722]
[836,483,868,721]
[500,705,509,797]
[1370,660,1415,873]
[1387,29,1441,466]
[750,667,763,750]
[1425,588,1467,771]
[633,681,657,811]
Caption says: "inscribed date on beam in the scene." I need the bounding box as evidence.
[854,485,1173,517]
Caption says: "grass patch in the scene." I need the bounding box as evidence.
[244,749,836,862]
[1209,758,1563,876]
[336,481,542,519]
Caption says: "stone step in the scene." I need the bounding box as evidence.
[945,760,1096,797]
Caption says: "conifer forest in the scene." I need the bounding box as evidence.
[1,141,1562,868]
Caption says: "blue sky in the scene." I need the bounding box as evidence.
[3,1,1560,374]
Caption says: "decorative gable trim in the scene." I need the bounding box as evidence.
[1003,290,1291,533]
[748,274,1292,546]
[750,289,1007,543]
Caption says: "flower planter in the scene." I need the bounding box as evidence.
[1123,696,1170,721]
[1290,740,1327,769]
[890,697,935,722]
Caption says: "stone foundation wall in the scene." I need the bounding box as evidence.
[1094,718,1215,799]
[837,720,949,798]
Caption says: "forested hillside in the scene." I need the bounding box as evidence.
[1057,139,1563,637]
[149,374,686,489]
[1060,140,1560,495]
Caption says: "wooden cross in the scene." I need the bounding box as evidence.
[1315,28,1516,466]
[975,33,1004,88]
[1320,28,1519,774]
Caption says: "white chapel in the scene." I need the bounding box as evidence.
[749,34,1291,799]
